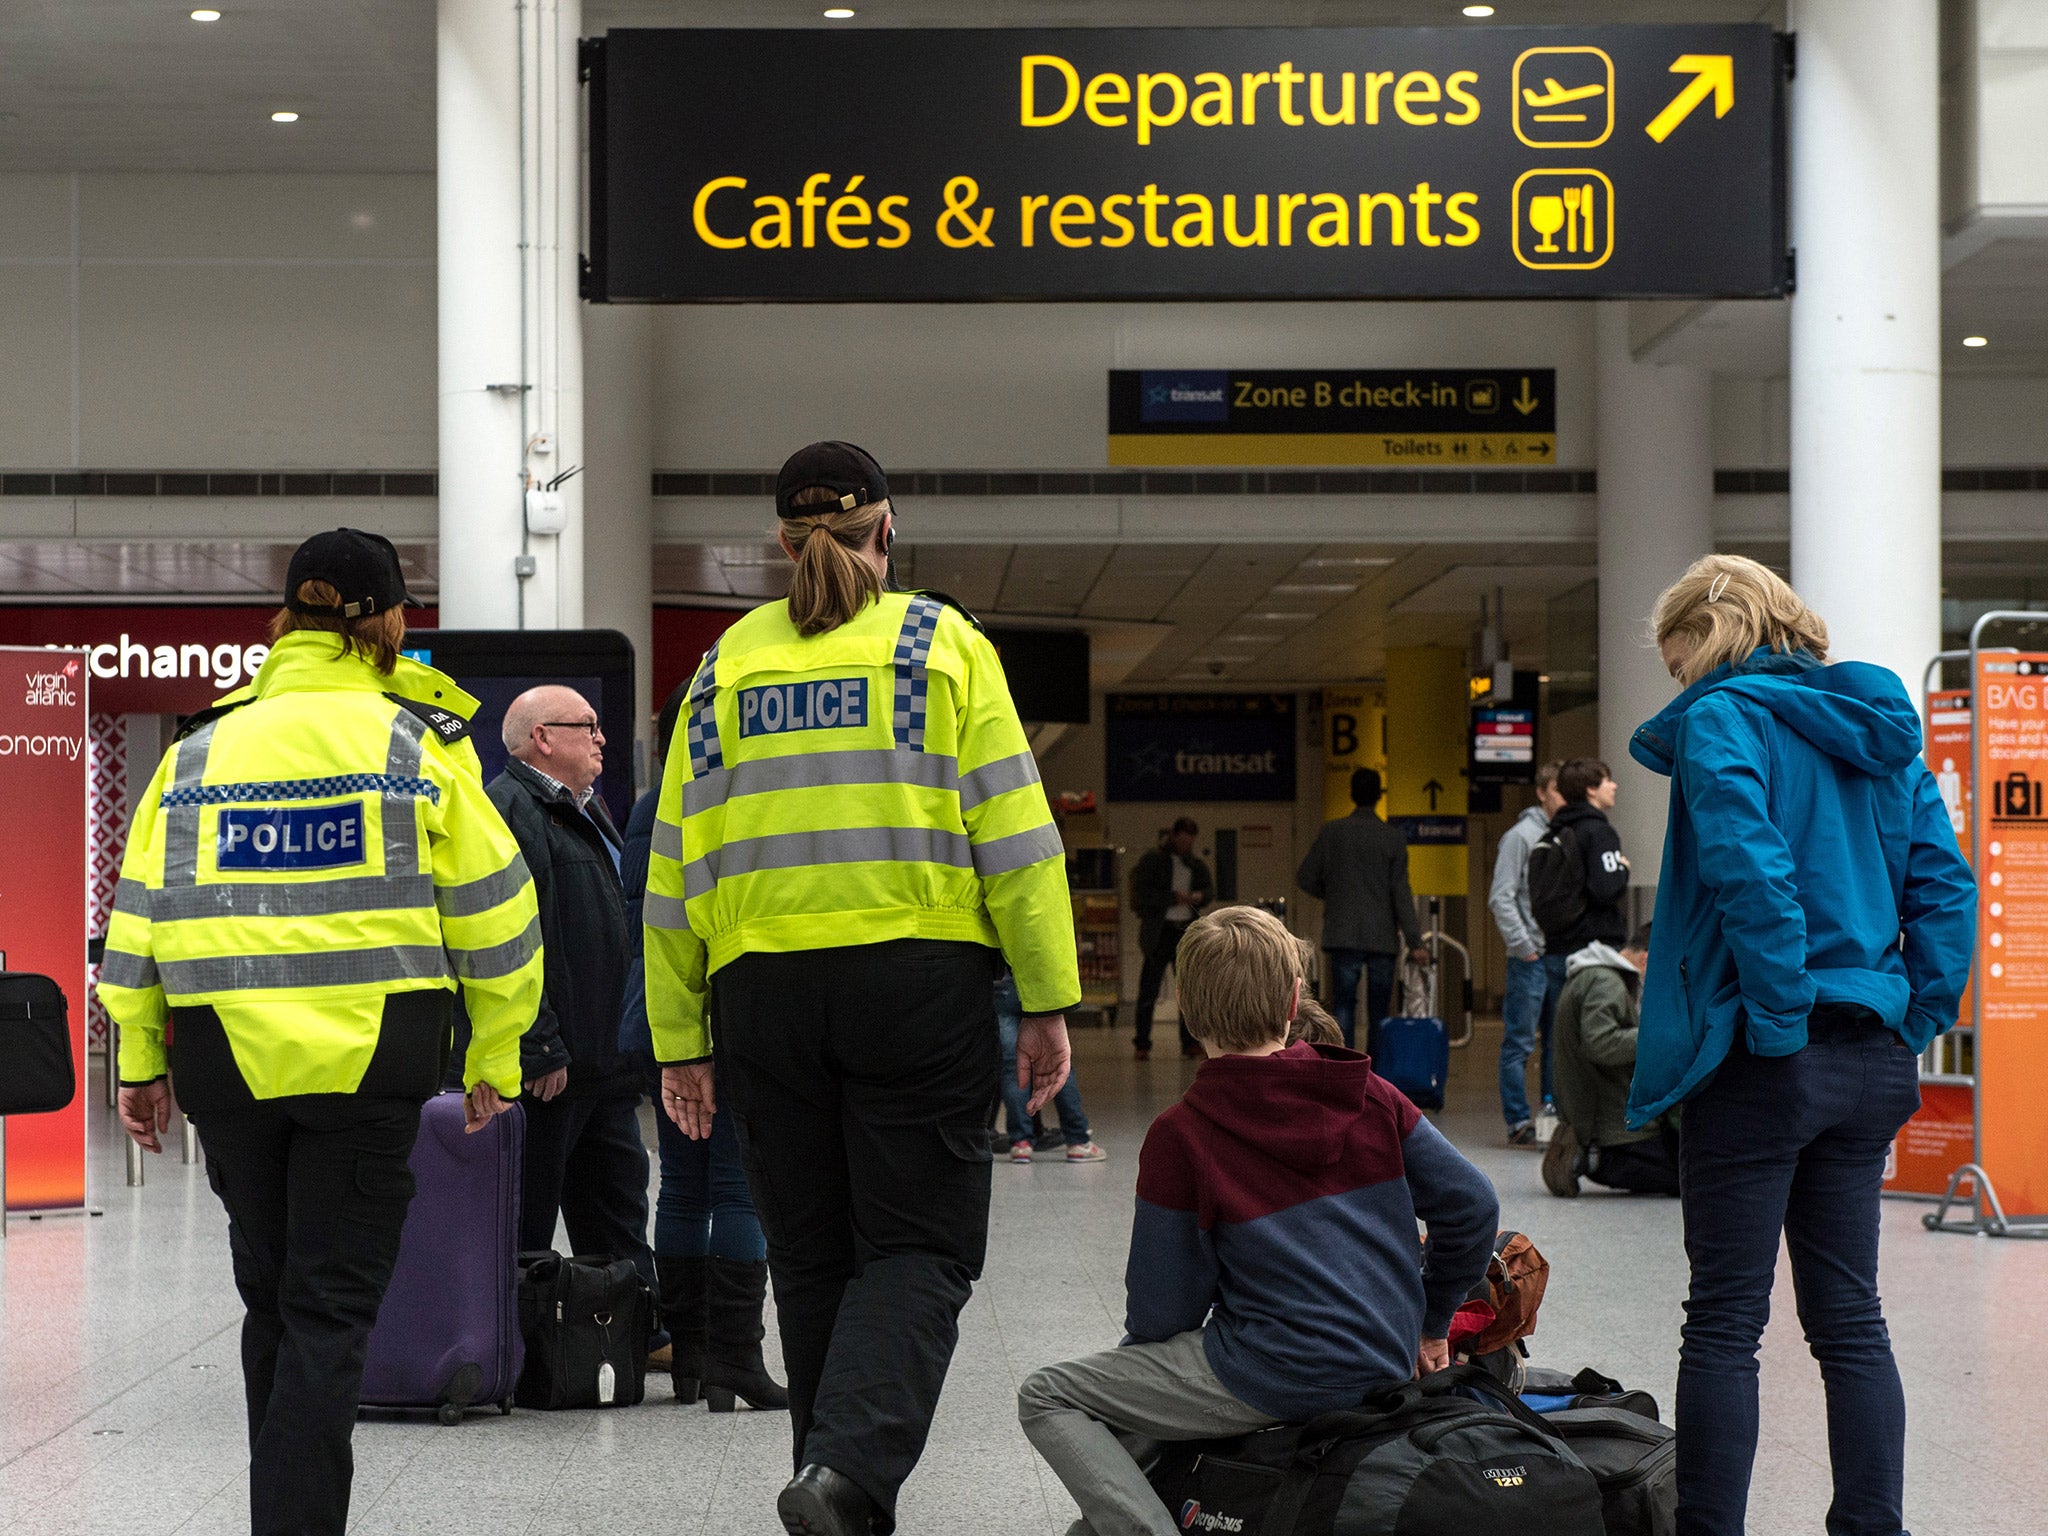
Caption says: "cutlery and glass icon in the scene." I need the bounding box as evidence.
[1527,184,1598,254]
[1513,169,1614,269]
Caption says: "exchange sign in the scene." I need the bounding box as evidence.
[587,25,1787,302]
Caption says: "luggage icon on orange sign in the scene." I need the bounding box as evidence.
[1995,771,2040,819]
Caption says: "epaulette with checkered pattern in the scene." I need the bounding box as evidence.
[909,589,985,635]
[173,697,251,743]
[385,692,472,745]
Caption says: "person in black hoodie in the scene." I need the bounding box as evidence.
[1520,758,1633,1140]
[487,686,654,1289]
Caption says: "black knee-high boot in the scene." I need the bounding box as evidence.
[701,1257,789,1412]
[655,1255,709,1405]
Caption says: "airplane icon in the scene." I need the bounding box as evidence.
[1522,78,1605,121]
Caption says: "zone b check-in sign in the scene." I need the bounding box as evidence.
[588,24,1788,302]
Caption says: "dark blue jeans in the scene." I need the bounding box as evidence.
[1675,1010,1922,1536]
[995,975,1090,1146]
[653,1067,766,1262]
[1499,952,1563,1127]
[1325,948,1397,1053]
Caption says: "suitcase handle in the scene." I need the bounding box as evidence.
[1417,932,1475,1049]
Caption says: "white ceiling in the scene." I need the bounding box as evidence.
[0,0,1780,175]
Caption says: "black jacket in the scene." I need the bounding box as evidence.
[486,759,634,1092]
[1541,801,1630,952]
[1295,809,1423,956]
[1129,845,1215,956]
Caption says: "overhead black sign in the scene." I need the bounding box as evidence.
[1105,693,1297,803]
[586,26,1787,303]
[1108,367,1554,465]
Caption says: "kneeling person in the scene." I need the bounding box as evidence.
[1544,924,1679,1198]
[1018,905,1498,1536]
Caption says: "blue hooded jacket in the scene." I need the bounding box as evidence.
[1625,648,1975,1128]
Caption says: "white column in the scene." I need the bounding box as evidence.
[583,304,656,777]
[1789,0,1942,692]
[436,0,585,630]
[436,0,524,627]
[1596,302,1714,889]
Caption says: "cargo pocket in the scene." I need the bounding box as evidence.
[343,1153,417,1232]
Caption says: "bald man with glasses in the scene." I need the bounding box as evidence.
[488,686,656,1293]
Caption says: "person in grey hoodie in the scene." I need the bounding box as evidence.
[1486,762,1564,1142]
[1543,924,1678,1198]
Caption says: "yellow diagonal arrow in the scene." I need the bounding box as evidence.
[1644,54,1734,143]
[1512,377,1540,416]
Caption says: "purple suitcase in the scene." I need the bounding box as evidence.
[359,1092,525,1423]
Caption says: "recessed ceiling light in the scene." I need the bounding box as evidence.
[190,8,222,19]
[1249,611,1314,622]
[270,110,299,123]
[1222,636,1282,646]
[1463,4,1496,15]
[1963,335,1989,348]
[1303,556,1393,568]
[823,7,856,16]
[1272,582,1358,595]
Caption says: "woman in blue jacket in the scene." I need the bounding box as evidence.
[1629,554,1974,1536]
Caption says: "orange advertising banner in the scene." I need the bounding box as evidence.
[1972,653,2048,1219]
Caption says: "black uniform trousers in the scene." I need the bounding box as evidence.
[517,1087,654,1277]
[194,1093,422,1536]
[712,938,1000,1532]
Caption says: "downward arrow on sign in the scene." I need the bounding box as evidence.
[1512,377,1540,416]
[1645,54,1734,143]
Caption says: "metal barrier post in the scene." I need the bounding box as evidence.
[126,1135,144,1188]
[181,1116,198,1165]
[1,1114,9,1240]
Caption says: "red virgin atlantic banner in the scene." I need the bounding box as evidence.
[1,647,90,1212]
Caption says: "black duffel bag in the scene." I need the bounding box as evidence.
[1543,1407,1677,1536]
[0,972,73,1116]
[1146,1364,1604,1536]
[514,1251,653,1410]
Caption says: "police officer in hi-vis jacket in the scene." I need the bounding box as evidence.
[100,529,541,1536]
[645,442,1080,1536]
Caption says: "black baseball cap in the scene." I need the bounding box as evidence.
[284,528,416,618]
[775,440,890,520]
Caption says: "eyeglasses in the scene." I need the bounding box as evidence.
[541,720,603,738]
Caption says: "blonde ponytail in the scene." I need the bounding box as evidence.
[782,490,890,637]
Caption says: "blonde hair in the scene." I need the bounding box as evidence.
[1650,554,1829,687]
[269,580,406,675]
[1177,905,1299,1053]
[782,487,890,637]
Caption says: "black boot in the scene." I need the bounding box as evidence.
[701,1256,790,1412]
[778,1464,875,1536]
[655,1255,709,1405]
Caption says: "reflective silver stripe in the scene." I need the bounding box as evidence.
[114,877,152,920]
[958,751,1041,812]
[158,945,452,993]
[163,719,220,889]
[383,712,430,879]
[643,890,691,932]
[147,874,436,923]
[99,949,159,989]
[435,856,531,919]
[683,856,718,901]
[971,822,1066,877]
[683,748,961,818]
[447,915,543,981]
[652,818,684,861]
[715,825,974,882]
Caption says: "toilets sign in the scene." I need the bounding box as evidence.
[588,24,1787,301]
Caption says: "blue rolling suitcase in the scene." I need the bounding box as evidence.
[359,1091,526,1423]
[1375,1015,1450,1111]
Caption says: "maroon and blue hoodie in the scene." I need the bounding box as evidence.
[1126,1041,1499,1421]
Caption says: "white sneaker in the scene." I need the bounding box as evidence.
[1533,1106,1560,1147]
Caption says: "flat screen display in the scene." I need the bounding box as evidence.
[986,626,1090,724]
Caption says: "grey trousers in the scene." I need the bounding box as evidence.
[1017,1331,1278,1536]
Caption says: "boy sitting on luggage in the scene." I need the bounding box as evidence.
[1018,905,1500,1536]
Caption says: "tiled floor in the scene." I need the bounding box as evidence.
[2,1022,2041,1535]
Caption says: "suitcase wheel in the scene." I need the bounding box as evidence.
[437,1402,465,1426]
[499,1400,513,1416]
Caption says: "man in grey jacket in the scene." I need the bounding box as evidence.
[1487,761,1565,1144]
[1296,768,1428,1052]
